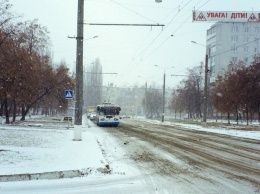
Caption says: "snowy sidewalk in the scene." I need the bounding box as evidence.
[0,117,107,181]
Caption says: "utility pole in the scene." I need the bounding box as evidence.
[154,65,174,122]
[145,81,147,118]
[203,54,208,122]
[162,71,166,122]
[138,75,153,118]
[190,41,209,123]
[73,0,84,141]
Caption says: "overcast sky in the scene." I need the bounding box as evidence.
[9,0,259,88]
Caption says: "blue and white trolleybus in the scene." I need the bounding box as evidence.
[96,103,121,127]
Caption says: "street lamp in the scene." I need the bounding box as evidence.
[191,41,206,47]
[84,36,98,41]
[138,75,153,118]
[191,41,209,122]
[68,35,99,40]
[154,65,174,122]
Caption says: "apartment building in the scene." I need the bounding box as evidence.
[206,22,260,82]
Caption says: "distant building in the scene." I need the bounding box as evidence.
[206,22,260,82]
[100,84,145,116]
[115,86,144,117]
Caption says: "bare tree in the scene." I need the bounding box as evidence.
[211,61,260,124]
[145,84,163,118]
[169,65,203,119]
[84,58,103,107]
[0,10,74,123]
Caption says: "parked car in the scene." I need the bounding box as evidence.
[89,112,96,121]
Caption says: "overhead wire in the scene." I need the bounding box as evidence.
[109,0,159,24]
[99,0,257,92]
[134,0,211,75]
[92,0,211,90]
[115,0,211,82]
[113,0,195,83]
[114,0,211,89]
[134,0,193,59]
[142,0,211,62]
[172,37,260,79]
[102,0,174,84]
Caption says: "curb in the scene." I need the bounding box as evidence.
[0,169,87,182]
[0,166,111,182]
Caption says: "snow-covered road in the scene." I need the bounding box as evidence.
[0,116,259,193]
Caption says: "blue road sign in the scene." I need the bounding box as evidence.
[65,90,74,99]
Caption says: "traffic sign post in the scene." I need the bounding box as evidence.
[65,90,74,99]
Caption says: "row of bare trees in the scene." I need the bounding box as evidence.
[0,0,74,123]
[169,58,260,124]
[211,59,260,124]
[169,65,204,119]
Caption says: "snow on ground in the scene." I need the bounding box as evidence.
[0,115,259,193]
[141,118,260,140]
[0,116,107,176]
[0,115,259,176]
[0,115,151,194]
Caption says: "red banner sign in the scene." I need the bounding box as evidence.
[193,11,260,22]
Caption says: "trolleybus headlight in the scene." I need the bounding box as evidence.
[101,118,105,121]
[114,118,118,121]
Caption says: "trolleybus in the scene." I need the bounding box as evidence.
[96,102,121,127]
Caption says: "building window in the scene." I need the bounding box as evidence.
[244,27,250,33]
[207,26,216,36]
[210,65,215,76]
[244,57,249,63]
[231,26,239,33]
[211,45,216,53]
[210,56,215,65]
[244,37,250,43]
[255,48,259,53]
[231,57,238,62]
[231,47,238,52]
[212,26,216,33]
[255,27,259,33]
[207,30,210,36]
[244,47,249,53]
[255,37,259,44]
[231,36,238,43]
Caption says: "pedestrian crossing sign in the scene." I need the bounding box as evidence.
[65,90,74,99]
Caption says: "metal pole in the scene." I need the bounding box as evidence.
[73,0,84,141]
[162,72,165,122]
[75,0,84,126]
[203,54,208,122]
[145,81,147,118]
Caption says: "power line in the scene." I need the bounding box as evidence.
[112,0,211,86]
[216,37,260,57]
[141,0,211,61]
[114,0,194,82]
[102,0,211,87]
[109,0,159,24]
[85,72,117,74]
[134,0,193,59]
[170,37,260,80]
[84,23,164,27]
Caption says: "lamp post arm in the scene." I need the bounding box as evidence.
[203,54,208,122]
